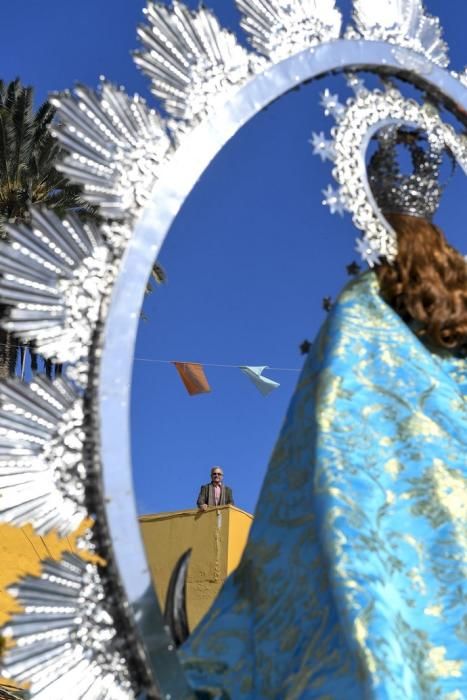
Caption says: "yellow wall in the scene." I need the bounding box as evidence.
[0,507,253,688]
[227,506,254,573]
[0,520,95,692]
[139,505,253,631]
[0,520,94,627]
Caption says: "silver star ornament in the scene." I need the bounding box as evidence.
[322,184,347,216]
[320,88,345,119]
[355,237,383,267]
[310,132,336,162]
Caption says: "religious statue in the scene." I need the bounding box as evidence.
[0,1,465,698]
[180,125,467,698]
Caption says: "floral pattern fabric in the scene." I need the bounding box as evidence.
[182,272,467,700]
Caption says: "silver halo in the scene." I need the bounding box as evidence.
[1,3,467,696]
[318,84,467,265]
[98,40,467,692]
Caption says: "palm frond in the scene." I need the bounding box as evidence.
[4,79,20,110]
[11,86,34,183]
[0,106,15,187]
[31,103,56,158]
[32,100,55,136]
[29,128,59,179]
[0,79,103,375]
[146,260,167,296]
[152,261,167,284]
[0,209,7,240]
[0,685,26,700]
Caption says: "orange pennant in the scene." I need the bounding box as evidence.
[173,362,211,396]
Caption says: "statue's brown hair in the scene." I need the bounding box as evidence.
[376,212,467,353]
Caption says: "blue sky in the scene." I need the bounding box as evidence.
[3,1,466,516]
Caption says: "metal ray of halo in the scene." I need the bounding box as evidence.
[236,0,342,61]
[50,82,172,223]
[0,204,164,693]
[0,376,86,537]
[0,207,120,368]
[2,553,136,699]
[347,0,449,68]
[134,0,263,128]
[98,39,467,694]
[459,68,467,87]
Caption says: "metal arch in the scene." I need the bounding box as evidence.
[98,39,467,695]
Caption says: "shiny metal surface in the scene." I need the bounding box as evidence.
[237,0,343,61]
[0,376,86,536]
[314,83,467,264]
[0,207,110,368]
[50,83,171,223]
[135,1,263,127]
[348,0,450,67]
[99,38,467,694]
[3,554,135,698]
[1,2,466,697]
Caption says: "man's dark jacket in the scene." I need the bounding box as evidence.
[197,484,234,508]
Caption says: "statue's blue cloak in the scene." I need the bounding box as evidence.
[182,272,467,699]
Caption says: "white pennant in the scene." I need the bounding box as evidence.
[240,366,280,396]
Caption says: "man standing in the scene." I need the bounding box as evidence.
[197,467,234,511]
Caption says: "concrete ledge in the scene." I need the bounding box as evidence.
[139,504,253,522]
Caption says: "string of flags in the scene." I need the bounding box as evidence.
[0,338,311,396]
[240,366,280,397]
[173,362,211,396]
[135,357,302,397]
[173,362,282,397]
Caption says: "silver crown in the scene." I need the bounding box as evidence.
[312,82,467,266]
[368,126,447,221]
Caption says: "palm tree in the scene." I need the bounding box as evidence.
[0,685,24,700]
[0,79,99,378]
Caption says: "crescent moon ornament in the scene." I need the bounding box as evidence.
[0,1,466,697]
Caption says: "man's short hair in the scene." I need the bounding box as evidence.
[211,466,223,474]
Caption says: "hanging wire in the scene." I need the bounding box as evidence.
[134,358,301,372]
[0,341,302,373]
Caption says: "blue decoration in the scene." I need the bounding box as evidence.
[182,272,467,699]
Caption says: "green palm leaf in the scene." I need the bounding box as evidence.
[11,86,33,183]
[0,78,165,376]
[0,685,25,700]
[0,78,102,377]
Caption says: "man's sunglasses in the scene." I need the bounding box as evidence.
[212,472,223,476]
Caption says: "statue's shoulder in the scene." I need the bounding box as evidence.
[327,270,390,328]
